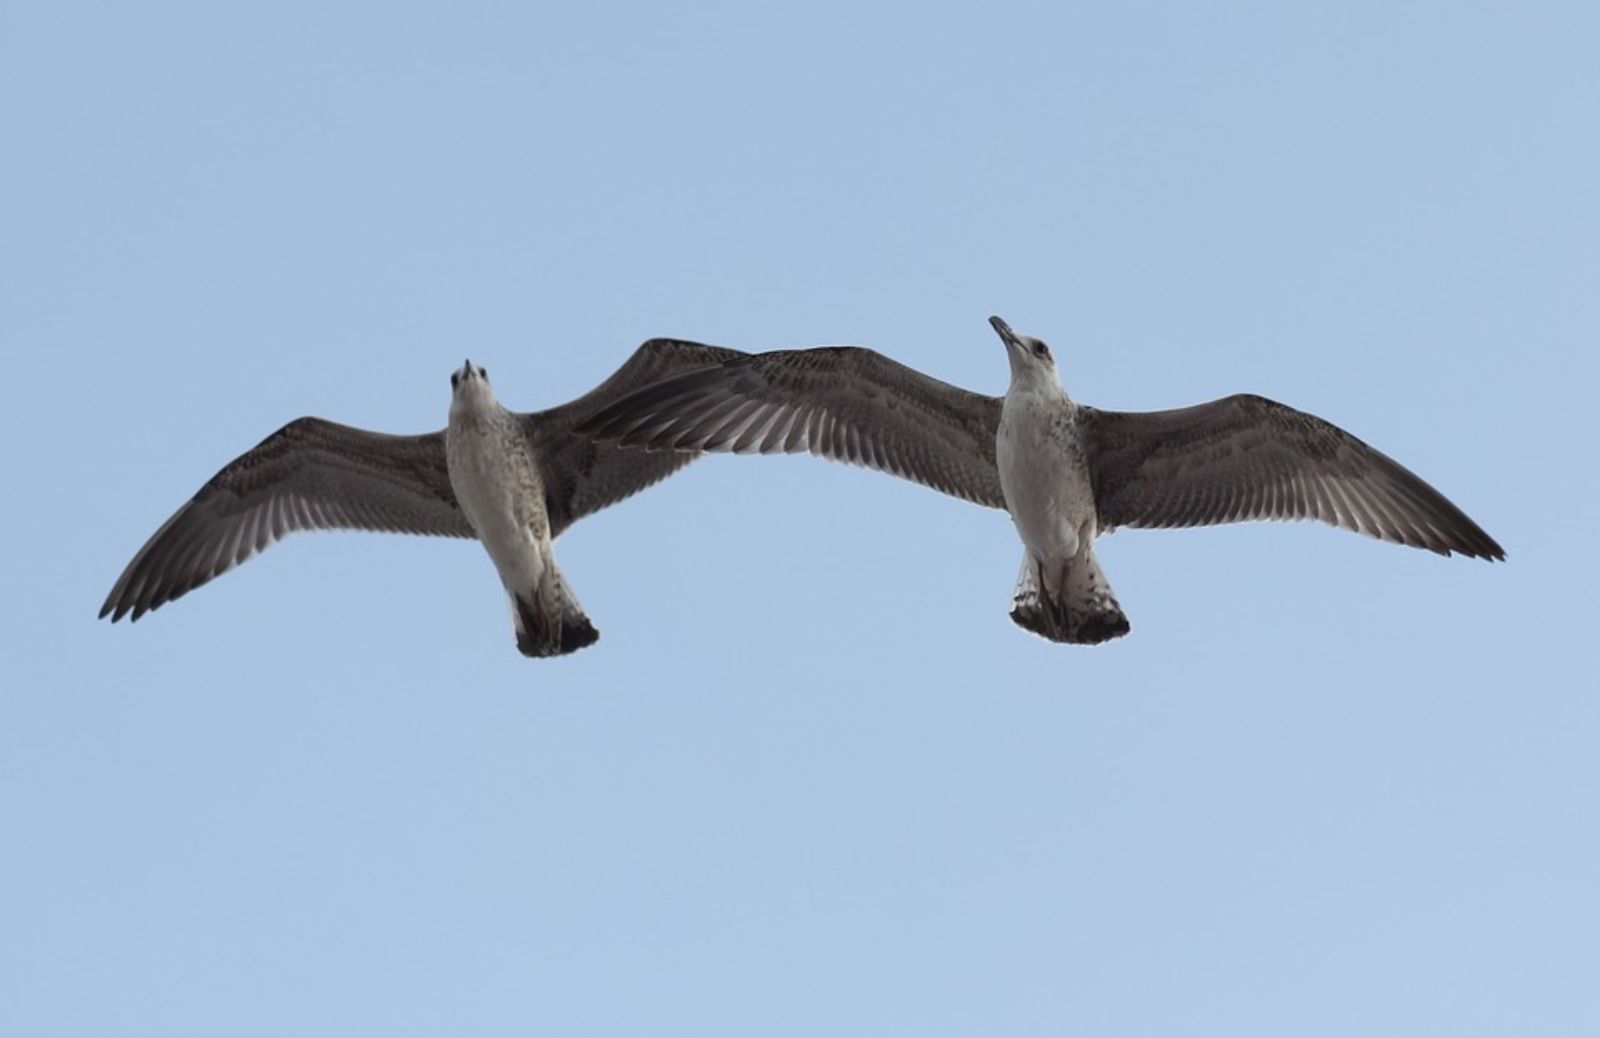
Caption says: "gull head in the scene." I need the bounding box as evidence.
[449,359,498,414]
[989,316,1060,392]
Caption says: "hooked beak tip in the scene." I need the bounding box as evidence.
[988,315,1018,349]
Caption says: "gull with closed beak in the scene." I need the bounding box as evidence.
[578,317,1503,644]
[101,340,743,656]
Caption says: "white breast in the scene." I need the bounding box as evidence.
[446,409,550,592]
[997,392,1095,562]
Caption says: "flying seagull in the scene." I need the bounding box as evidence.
[100,340,744,656]
[578,317,1503,644]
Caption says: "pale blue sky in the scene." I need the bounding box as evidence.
[3,3,1596,1035]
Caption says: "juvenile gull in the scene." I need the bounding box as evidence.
[100,340,742,656]
[579,317,1503,644]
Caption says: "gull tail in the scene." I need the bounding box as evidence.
[1009,550,1130,646]
[511,565,599,658]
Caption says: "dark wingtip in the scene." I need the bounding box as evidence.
[575,366,726,441]
[100,591,135,622]
[1470,538,1507,562]
[1452,526,1505,563]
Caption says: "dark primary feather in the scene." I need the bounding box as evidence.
[1081,394,1504,559]
[576,346,1008,509]
[527,339,749,535]
[100,419,471,622]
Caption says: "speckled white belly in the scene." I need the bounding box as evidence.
[446,414,549,593]
[997,395,1096,562]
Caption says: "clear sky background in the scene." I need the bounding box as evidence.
[3,3,1595,1035]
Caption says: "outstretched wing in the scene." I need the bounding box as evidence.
[1081,394,1504,559]
[525,339,749,536]
[576,346,1007,509]
[101,418,471,621]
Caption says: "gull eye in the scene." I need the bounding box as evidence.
[451,372,460,388]
[479,366,488,379]
[1033,342,1050,359]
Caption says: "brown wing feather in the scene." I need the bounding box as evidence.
[101,418,471,622]
[525,339,749,535]
[1081,394,1504,559]
[576,346,1007,509]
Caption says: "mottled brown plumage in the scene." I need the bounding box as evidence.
[1079,395,1504,559]
[578,324,1504,644]
[580,350,1503,561]
[580,346,1007,508]
[100,339,744,625]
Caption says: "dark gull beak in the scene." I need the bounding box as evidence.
[989,315,1024,353]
